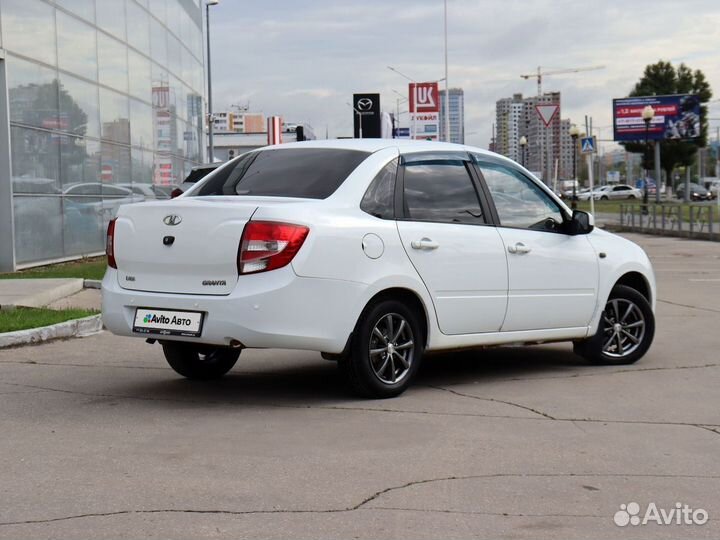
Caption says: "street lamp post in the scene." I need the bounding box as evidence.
[519,135,527,168]
[569,124,579,210]
[392,89,408,138]
[205,0,219,163]
[641,105,655,215]
[443,0,450,143]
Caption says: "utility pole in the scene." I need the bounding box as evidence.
[205,0,219,163]
[443,0,450,143]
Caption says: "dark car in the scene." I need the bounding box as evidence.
[676,182,714,201]
[172,163,222,197]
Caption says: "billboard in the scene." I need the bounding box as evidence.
[352,93,381,138]
[613,94,701,142]
[409,82,439,141]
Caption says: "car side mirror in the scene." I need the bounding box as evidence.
[568,210,594,235]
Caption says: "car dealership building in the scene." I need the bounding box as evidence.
[0,0,206,270]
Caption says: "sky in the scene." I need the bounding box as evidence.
[208,0,720,152]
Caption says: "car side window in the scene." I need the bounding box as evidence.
[402,160,485,225]
[477,162,565,232]
[360,159,398,219]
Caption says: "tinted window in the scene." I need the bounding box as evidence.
[361,159,398,219]
[194,148,370,199]
[477,161,564,231]
[402,161,484,224]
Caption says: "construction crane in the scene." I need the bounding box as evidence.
[520,65,606,96]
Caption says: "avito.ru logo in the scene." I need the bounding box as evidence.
[614,502,708,527]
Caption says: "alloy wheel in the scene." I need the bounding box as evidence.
[368,313,415,384]
[601,298,646,358]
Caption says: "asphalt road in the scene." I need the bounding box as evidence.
[1,233,718,539]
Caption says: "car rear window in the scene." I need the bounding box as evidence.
[192,148,370,199]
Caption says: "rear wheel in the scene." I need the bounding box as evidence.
[339,299,424,398]
[574,285,654,365]
[600,195,609,200]
[162,342,240,379]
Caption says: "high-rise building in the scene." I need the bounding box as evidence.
[494,92,574,182]
[0,0,207,270]
[495,93,524,163]
[439,88,464,144]
[212,110,266,133]
[559,119,574,181]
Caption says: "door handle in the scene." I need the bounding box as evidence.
[507,242,531,254]
[411,238,439,250]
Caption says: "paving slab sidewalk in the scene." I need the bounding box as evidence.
[46,288,101,311]
[0,279,84,309]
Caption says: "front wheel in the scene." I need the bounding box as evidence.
[574,285,654,365]
[339,300,424,398]
[600,195,609,200]
[162,342,240,379]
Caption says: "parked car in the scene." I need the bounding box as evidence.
[676,182,714,201]
[577,186,609,201]
[595,184,642,200]
[706,180,720,198]
[63,182,145,221]
[170,163,222,197]
[150,184,181,200]
[102,140,656,398]
[117,183,159,200]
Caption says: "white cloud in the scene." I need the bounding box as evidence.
[210,0,720,149]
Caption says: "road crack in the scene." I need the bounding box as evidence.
[657,299,720,314]
[2,472,717,527]
[426,385,556,419]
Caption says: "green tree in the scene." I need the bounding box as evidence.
[620,61,712,185]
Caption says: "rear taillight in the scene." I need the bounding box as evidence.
[106,218,117,269]
[238,221,309,275]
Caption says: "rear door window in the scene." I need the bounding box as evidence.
[401,160,485,225]
[193,148,370,199]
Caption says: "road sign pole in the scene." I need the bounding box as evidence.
[587,153,595,216]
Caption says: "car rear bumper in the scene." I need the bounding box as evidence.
[101,266,366,353]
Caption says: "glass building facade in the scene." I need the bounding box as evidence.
[439,88,465,145]
[0,0,206,269]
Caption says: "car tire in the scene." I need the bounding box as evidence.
[628,194,637,199]
[601,195,609,200]
[574,285,654,365]
[162,342,240,379]
[339,299,424,398]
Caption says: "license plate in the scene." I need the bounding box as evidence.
[133,308,204,337]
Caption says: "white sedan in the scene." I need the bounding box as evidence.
[590,184,642,201]
[577,186,608,201]
[102,140,656,398]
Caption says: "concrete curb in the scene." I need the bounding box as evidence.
[0,315,103,349]
[83,279,102,289]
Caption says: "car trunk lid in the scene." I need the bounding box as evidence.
[113,197,300,295]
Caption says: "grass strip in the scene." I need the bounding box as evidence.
[0,258,106,281]
[0,307,98,334]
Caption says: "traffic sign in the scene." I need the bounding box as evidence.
[535,104,559,127]
[581,136,596,154]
